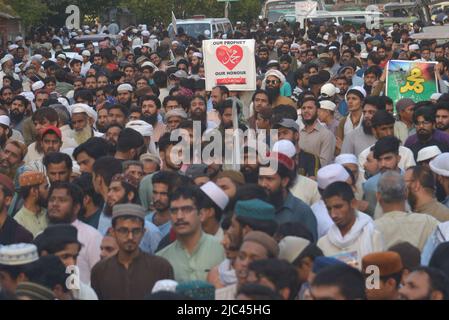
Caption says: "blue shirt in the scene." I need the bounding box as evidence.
[146,212,172,238]
[275,192,318,242]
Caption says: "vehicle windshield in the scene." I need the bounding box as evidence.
[169,23,211,39]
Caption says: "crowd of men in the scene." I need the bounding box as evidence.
[1,16,449,300]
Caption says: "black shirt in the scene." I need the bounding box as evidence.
[297,150,321,178]
[0,215,33,245]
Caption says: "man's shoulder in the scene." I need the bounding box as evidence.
[73,220,102,238]
[156,240,177,257]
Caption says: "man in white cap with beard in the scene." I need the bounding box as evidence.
[262,69,296,108]
[125,120,156,154]
[70,103,102,145]
[0,54,20,89]
[80,50,92,76]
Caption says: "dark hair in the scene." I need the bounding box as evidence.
[48,182,84,208]
[72,172,103,207]
[236,283,283,300]
[389,242,421,271]
[74,89,94,105]
[323,181,355,203]
[312,264,366,300]
[407,165,436,193]
[212,85,230,96]
[371,110,395,128]
[107,104,130,118]
[163,96,179,108]
[217,99,240,116]
[73,137,112,160]
[169,186,201,208]
[293,243,323,267]
[158,132,181,153]
[24,255,70,293]
[413,106,435,124]
[373,136,401,159]
[152,171,178,191]
[276,222,314,242]
[92,156,123,185]
[363,96,385,111]
[272,105,298,122]
[139,94,161,109]
[43,152,72,170]
[11,95,28,107]
[32,107,58,124]
[411,266,449,300]
[248,259,300,300]
[116,128,144,153]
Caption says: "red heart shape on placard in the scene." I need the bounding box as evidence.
[215,45,243,71]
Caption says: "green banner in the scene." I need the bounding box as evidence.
[386,60,439,108]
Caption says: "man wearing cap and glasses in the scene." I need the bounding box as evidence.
[91,203,173,300]
[262,70,296,108]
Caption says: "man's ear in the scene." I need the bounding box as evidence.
[281,176,290,189]
[4,195,12,207]
[199,208,213,223]
[431,290,444,300]
[350,198,358,210]
[127,191,135,203]
[279,287,290,300]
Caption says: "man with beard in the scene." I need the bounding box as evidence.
[298,97,336,166]
[104,123,123,149]
[248,90,271,130]
[399,267,449,300]
[147,171,178,238]
[14,171,48,238]
[261,70,296,108]
[103,173,162,254]
[435,103,449,135]
[114,128,145,162]
[258,151,318,241]
[107,104,128,127]
[405,106,449,160]
[0,55,19,90]
[363,136,403,217]
[116,83,133,109]
[241,146,259,184]
[216,100,248,147]
[341,96,380,157]
[71,104,102,145]
[0,115,13,150]
[363,66,382,96]
[91,156,123,234]
[256,46,270,74]
[210,86,229,109]
[405,165,449,222]
[189,95,216,133]
[91,203,173,300]
[140,95,166,143]
[156,186,225,282]
[0,86,13,108]
[158,132,183,172]
[47,181,102,285]
[0,139,27,179]
[10,96,28,133]
[43,152,72,185]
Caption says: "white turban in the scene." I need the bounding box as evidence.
[261,69,286,90]
[71,103,98,123]
[126,120,153,137]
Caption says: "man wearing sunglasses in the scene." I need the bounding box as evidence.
[262,69,296,108]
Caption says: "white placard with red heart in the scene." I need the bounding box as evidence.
[203,39,256,91]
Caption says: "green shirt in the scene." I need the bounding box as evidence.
[156,232,225,283]
[14,206,48,238]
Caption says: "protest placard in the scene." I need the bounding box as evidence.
[203,39,256,91]
[386,60,438,108]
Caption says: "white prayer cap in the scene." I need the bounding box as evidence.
[275,39,284,45]
[15,36,23,42]
[272,139,296,158]
[200,181,229,210]
[71,103,97,122]
[81,50,91,57]
[132,28,138,33]
[126,120,153,137]
[31,81,45,91]
[193,52,203,59]
[142,30,150,37]
[0,54,13,65]
[320,83,340,97]
[20,91,35,103]
[278,236,311,263]
[328,46,338,51]
[165,108,188,120]
[335,154,358,166]
[431,93,442,101]
[71,32,78,37]
[142,43,151,48]
[172,40,180,45]
[57,97,70,109]
[141,61,158,70]
[319,100,337,112]
[71,54,83,63]
[57,53,67,60]
[31,54,43,62]
[8,44,19,51]
[430,153,449,177]
[290,43,300,50]
[117,83,134,93]
[417,146,442,163]
[317,163,350,190]
[345,86,367,101]
[150,35,158,39]
[0,243,39,266]
[151,279,178,293]
[360,51,369,59]
[0,115,10,127]
[409,44,420,51]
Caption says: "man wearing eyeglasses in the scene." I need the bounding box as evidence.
[90,203,174,300]
[157,186,225,282]
[404,106,449,161]
[261,69,296,108]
